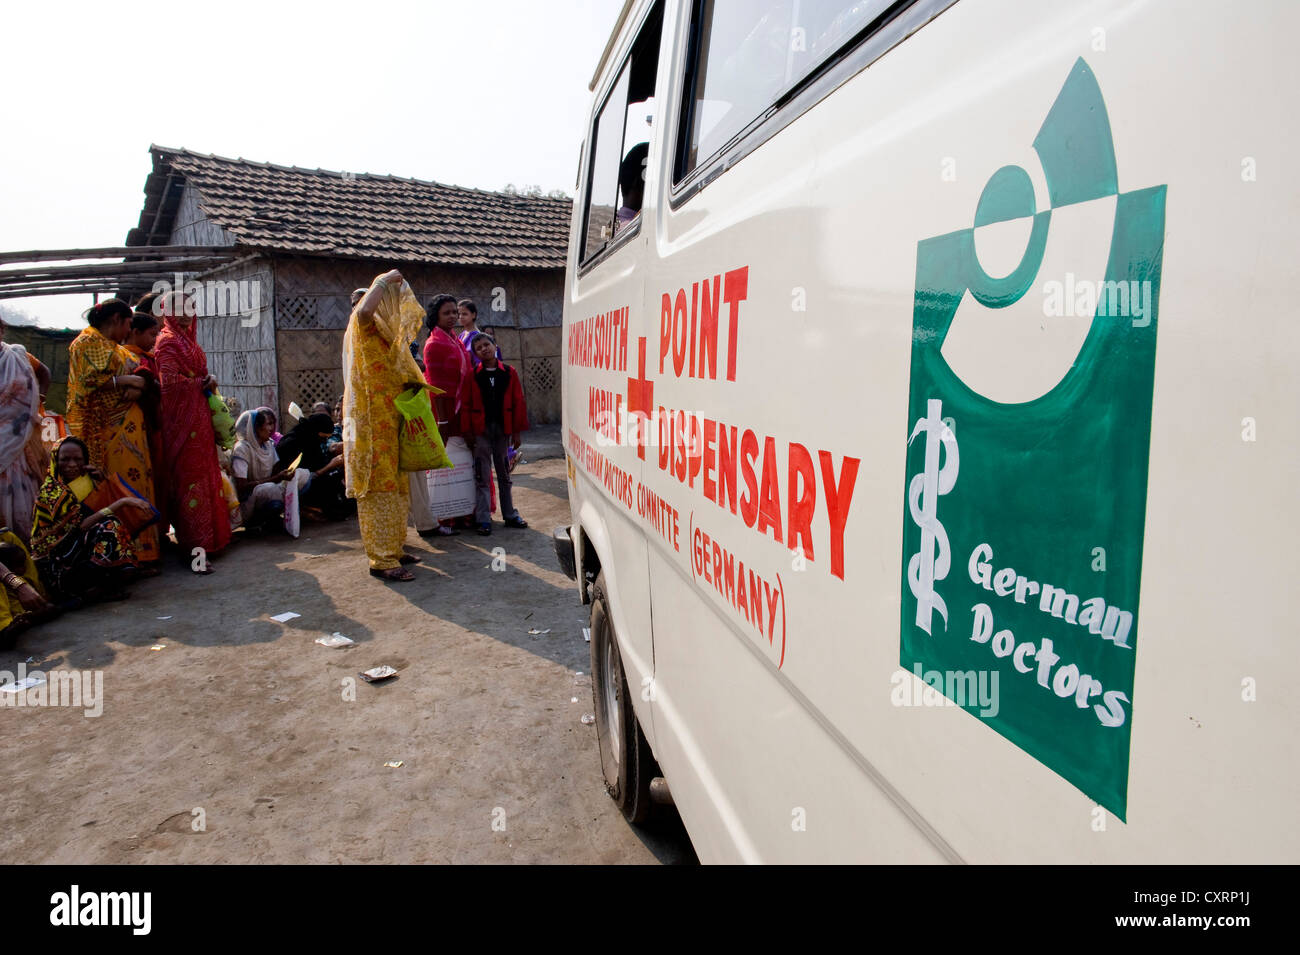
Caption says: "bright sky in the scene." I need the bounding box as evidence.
[0,0,625,327]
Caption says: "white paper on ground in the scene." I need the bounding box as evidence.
[270,611,301,623]
[315,633,356,648]
[0,676,46,693]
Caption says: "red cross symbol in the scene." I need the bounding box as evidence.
[626,336,654,460]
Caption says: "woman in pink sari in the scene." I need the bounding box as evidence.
[420,293,472,535]
[154,294,231,568]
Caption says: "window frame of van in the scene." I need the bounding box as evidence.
[668,0,960,209]
[576,1,664,277]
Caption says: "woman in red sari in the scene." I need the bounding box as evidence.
[154,293,230,569]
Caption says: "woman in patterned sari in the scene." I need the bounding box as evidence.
[343,270,427,581]
[154,293,231,570]
[0,319,48,543]
[30,437,150,604]
[64,299,160,568]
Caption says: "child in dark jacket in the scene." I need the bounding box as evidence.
[460,333,528,534]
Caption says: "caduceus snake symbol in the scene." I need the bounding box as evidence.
[907,398,959,635]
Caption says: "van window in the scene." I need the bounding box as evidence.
[675,0,892,182]
[580,2,664,266]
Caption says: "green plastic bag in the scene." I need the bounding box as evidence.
[208,391,236,451]
[394,386,451,472]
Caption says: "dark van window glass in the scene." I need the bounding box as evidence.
[677,0,890,181]
[583,64,632,262]
[580,2,664,265]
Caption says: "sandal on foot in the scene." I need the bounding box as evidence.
[503,516,529,529]
[399,554,421,565]
[370,567,415,582]
[476,523,492,536]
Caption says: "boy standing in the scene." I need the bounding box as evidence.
[461,333,528,535]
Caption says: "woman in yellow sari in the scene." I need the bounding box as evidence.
[64,300,161,568]
[0,529,53,649]
[343,270,428,581]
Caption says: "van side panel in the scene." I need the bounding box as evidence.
[568,0,1300,862]
[642,0,1299,862]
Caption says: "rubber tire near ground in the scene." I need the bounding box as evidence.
[589,570,656,824]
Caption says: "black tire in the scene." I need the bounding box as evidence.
[589,571,655,824]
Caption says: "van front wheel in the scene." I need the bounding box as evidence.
[589,571,654,823]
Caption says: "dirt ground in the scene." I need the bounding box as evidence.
[0,427,696,864]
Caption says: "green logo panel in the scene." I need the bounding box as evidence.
[900,59,1166,821]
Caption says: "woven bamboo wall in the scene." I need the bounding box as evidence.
[194,257,277,418]
[165,193,271,417]
[170,184,235,247]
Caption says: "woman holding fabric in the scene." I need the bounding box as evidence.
[343,270,428,581]
[64,299,161,568]
[155,292,231,568]
[0,318,49,544]
[30,436,150,604]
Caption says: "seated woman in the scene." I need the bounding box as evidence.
[29,437,151,605]
[231,408,310,531]
[0,528,56,649]
[275,413,350,520]
[326,394,344,455]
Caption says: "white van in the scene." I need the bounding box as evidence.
[553,0,1299,863]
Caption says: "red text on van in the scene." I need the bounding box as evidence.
[659,266,748,381]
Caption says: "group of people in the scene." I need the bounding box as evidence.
[0,273,532,641]
[345,275,529,582]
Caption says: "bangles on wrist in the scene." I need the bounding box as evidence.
[99,507,113,520]
[3,573,24,591]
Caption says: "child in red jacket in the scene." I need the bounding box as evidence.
[461,333,528,535]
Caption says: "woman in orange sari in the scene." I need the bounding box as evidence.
[123,310,165,523]
[63,299,160,568]
[154,293,231,569]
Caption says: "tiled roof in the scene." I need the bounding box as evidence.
[127,145,572,269]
